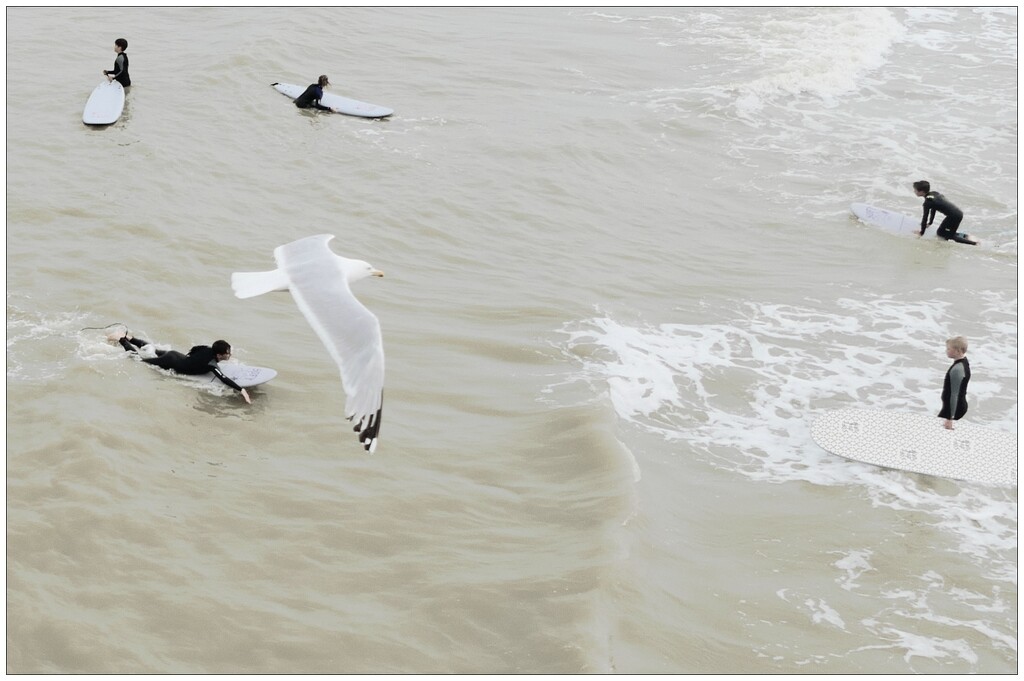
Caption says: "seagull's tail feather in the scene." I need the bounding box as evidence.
[231,269,290,299]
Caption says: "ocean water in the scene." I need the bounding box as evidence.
[6,6,1017,674]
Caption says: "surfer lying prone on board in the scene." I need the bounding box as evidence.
[293,75,340,113]
[913,180,976,245]
[108,332,251,404]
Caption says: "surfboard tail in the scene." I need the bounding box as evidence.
[231,269,290,299]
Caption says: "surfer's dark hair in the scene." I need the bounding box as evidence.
[318,75,329,87]
[212,340,231,355]
[115,38,128,50]
[913,180,930,193]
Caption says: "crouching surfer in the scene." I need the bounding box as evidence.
[293,74,340,113]
[913,180,977,245]
[108,331,251,404]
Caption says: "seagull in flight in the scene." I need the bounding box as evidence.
[232,234,385,452]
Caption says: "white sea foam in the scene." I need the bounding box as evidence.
[6,296,92,382]
[833,549,875,592]
[853,622,981,666]
[599,8,905,118]
[776,590,848,631]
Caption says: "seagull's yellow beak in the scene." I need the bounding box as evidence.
[371,270,384,278]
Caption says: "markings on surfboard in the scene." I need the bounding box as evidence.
[83,81,125,125]
[811,409,1016,486]
[850,202,978,244]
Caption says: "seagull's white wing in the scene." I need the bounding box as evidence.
[274,235,384,452]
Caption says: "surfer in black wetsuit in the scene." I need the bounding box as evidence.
[103,38,131,87]
[293,74,339,112]
[913,180,976,245]
[938,336,971,430]
[109,332,251,403]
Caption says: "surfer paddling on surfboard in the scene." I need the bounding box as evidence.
[108,331,252,404]
[913,180,977,245]
[103,38,131,87]
[938,336,971,430]
[292,75,340,113]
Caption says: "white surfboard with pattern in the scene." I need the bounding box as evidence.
[811,409,1016,486]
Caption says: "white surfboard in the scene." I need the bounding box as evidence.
[182,363,277,389]
[83,81,125,125]
[271,82,393,118]
[811,409,1016,486]
[850,202,978,244]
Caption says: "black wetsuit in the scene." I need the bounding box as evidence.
[118,337,243,391]
[920,191,974,244]
[293,83,331,111]
[104,52,130,87]
[938,357,971,421]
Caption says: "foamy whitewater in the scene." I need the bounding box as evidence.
[6,7,1017,674]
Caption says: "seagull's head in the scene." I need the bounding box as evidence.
[343,258,385,283]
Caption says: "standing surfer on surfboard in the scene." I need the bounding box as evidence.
[913,180,977,245]
[108,331,251,404]
[938,336,971,430]
[293,75,340,113]
[103,38,131,87]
